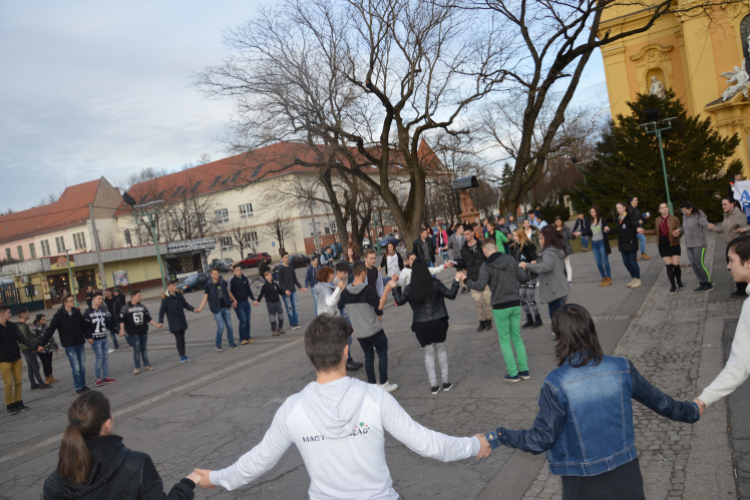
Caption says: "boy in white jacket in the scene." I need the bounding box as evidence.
[396,252,453,287]
[193,315,490,499]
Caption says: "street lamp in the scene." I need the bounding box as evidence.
[122,192,167,290]
[638,109,677,215]
[570,157,591,185]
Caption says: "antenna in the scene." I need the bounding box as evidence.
[63,168,67,188]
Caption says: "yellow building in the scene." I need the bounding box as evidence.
[598,1,750,173]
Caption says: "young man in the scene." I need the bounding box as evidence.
[84,292,117,387]
[16,309,49,390]
[193,315,489,495]
[334,263,363,372]
[337,262,397,393]
[112,288,131,347]
[412,227,437,266]
[1,306,41,414]
[459,226,493,332]
[228,265,256,345]
[119,291,162,374]
[448,224,467,293]
[363,249,385,297]
[463,238,531,383]
[527,210,547,230]
[41,294,93,394]
[103,289,119,352]
[305,256,321,314]
[85,285,95,309]
[253,268,286,336]
[197,267,239,351]
[277,252,308,330]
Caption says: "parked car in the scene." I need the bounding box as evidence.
[210,259,232,273]
[176,272,209,293]
[238,252,273,269]
[379,232,401,247]
[273,254,311,270]
[362,238,371,249]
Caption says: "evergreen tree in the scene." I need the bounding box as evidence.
[570,89,739,222]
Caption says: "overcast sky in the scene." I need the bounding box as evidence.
[0,1,609,213]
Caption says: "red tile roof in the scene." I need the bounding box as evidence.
[0,179,102,244]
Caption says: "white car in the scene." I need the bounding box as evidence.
[362,238,371,249]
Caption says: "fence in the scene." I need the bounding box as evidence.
[0,283,45,315]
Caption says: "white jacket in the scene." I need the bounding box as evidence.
[313,282,343,317]
[396,264,444,287]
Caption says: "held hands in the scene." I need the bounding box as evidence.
[36,345,44,353]
[285,290,291,296]
[604,227,610,233]
[88,339,94,345]
[232,301,238,309]
[337,280,346,290]
[573,232,581,237]
[672,229,681,237]
[518,262,528,270]
[475,434,491,459]
[194,307,203,313]
[252,301,260,306]
[192,469,216,489]
[693,398,706,417]
[444,260,455,268]
[454,271,466,281]
[708,223,715,230]
[739,228,748,234]
[301,288,308,293]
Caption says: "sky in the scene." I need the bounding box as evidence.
[0,1,610,213]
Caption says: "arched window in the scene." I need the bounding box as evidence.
[740,15,750,61]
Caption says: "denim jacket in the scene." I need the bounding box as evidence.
[203,277,232,314]
[485,355,699,476]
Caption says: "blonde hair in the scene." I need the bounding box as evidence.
[514,228,532,249]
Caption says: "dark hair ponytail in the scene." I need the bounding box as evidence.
[58,391,111,484]
[409,259,437,304]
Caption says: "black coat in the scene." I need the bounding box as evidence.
[412,237,436,264]
[43,435,194,500]
[610,213,640,253]
[158,291,196,333]
[380,253,404,273]
[393,279,459,325]
[0,321,36,363]
[41,306,90,348]
[509,241,538,265]
[458,241,486,281]
[581,218,612,255]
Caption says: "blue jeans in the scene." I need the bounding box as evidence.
[109,330,119,349]
[131,334,150,369]
[91,338,109,379]
[441,251,450,262]
[214,308,236,348]
[637,233,647,255]
[581,236,589,250]
[311,293,318,316]
[282,292,299,326]
[64,344,86,390]
[591,240,611,278]
[234,301,252,341]
[621,251,641,279]
[357,330,389,384]
[548,298,566,319]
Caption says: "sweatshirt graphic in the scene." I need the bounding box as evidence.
[84,308,116,340]
[119,303,152,335]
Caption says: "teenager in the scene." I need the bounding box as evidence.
[553,216,576,284]
[83,292,117,387]
[277,252,308,330]
[506,215,518,233]
[43,391,199,499]
[489,220,508,254]
[653,202,683,293]
[42,294,92,394]
[253,269,286,336]
[313,266,345,317]
[341,245,360,284]
[520,226,571,319]
[363,249,386,297]
[572,213,590,252]
[484,304,699,499]
[463,238,531,383]
[337,261,398,393]
[412,226,437,266]
[112,288,130,347]
[629,196,651,261]
[397,252,451,287]
[159,281,198,363]
[119,291,162,375]
[448,224,467,293]
[528,210,547,230]
[31,313,59,385]
[709,197,749,298]
[510,229,542,329]
[436,223,450,262]
[675,201,713,292]
[228,265,256,344]
[575,206,612,287]
[386,260,461,393]
[379,242,404,285]
[103,289,119,352]
[305,256,321,315]
[605,201,644,288]
[522,218,540,248]
[459,226,493,332]
[196,267,239,350]
[1,306,40,414]
[334,263,364,372]
[17,308,50,390]
[192,315,489,496]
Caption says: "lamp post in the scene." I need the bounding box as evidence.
[64,248,78,308]
[122,193,167,290]
[639,109,677,215]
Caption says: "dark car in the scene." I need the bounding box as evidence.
[176,273,209,293]
[273,254,311,270]
[210,259,232,273]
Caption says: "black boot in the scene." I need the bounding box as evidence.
[476,320,485,332]
[484,319,492,330]
[531,315,543,329]
[522,314,534,329]
[674,265,684,289]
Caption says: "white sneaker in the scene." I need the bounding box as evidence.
[630,279,642,289]
[108,348,115,354]
[626,279,636,288]
[380,381,399,393]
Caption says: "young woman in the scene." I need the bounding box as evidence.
[342,245,361,284]
[510,229,542,329]
[629,196,651,261]
[605,202,644,288]
[553,216,576,284]
[43,391,199,499]
[709,197,749,298]
[382,260,462,394]
[675,201,713,292]
[575,206,612,287]
[488,220,508,254]
[31,314,59,385]
[158,280,198,363]
[305,256,321,314]
[482,304,700,500]
[519,226,570,319]
[379,241,404,285]
[313,266,345,317]
[436,223,450,262]
[654,202,683,293]
[521,219,540,248]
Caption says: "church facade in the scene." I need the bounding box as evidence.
[597,1,750,173]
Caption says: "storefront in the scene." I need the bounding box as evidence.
[164,238,215,280]
[43,255,101,306]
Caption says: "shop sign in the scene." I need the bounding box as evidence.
[167,238,216,253]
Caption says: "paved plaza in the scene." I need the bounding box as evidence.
[0,234,746,499]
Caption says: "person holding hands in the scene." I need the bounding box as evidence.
[119,291,162,374]
[277,252,308,330]
[159,280,199,363]
[196,267,239,351]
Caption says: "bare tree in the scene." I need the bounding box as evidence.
[229,225,251,260]
[470,180,500,218]
[37,191,62,207]
[116,167,169,194]
[263,216,295,253]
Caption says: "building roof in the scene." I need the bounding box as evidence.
[115,140,442,216]
[0,179,103,244]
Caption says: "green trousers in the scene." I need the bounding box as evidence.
[492,307,528,377]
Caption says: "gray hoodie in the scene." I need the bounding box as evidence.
[524,247,570,304]
[337,282,383,339]
[678,210,709,248]
[465,252,529,309]
[711,206,747,244]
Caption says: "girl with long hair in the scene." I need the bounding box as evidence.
[43,391,199,499]
[379,241,404,284]
[381,260,462,394]
[605,202,644,288]
[510,229,542,328]
[31,313,59,385]
[575,206,612,287]
[341,244,361,284]
[520,226,570,319]
[709,197,750,297]
[436,223,450,262]
[521,219,540,248]
[654,202,683,293]
[675,201,713,292]
[553,216,576,285]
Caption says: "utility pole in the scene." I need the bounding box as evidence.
[309,201,320,254]
[639,110,677,215]
[89,203,107,290]
[64,248,78,308]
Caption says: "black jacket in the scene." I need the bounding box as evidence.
[228,274,255,303]
[380,253,404,274]
[458,241,486,281]
[277,265,302,293]
[43,435,194,500]
[412,237,436,264]
[581,218,612,255]
[572,217,591,234]
[83,308,117,341]
[158,291,196,333]
[257,280,283,303]
[393,279,459,325]
[112,294,127,321]
[0,321,36,363]
[119,302,152,335]
[42,306,90,348]
[509,241,538,265]
[610,213,641,253]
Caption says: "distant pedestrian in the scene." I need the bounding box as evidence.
[729,171,743,198]
[83,292,117,387]
[520,226,571,319]
[159,280,199,363]
[277,252,308,330]
[363,249,385,297]
[553,216,576,284]
[606,202,644,289]
[41,294,92,394]
[506,215,518,233]
[629,196,651,261]
[575,206,612,287]
[675,201,713,292]
[413,226,437,266]
[436,223,450,262]
[16,308,50,390]
[654,202,683,293]
[31,314,59,385]
[488,220,508,254]
[112,288,130,348]
[306,256,321,315]
[196,267,239,350]
[119,291,162,375]
[85,285,95,309]
[1,305,40,415]
[103,289,119,352]
[709,197,749,298]
[253,269,286,336]
[572,213,590,252]
[510,229,542,329]
[229,265,256,344]
[459,225,492,332]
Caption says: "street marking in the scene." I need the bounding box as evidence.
[0,338,303,466]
